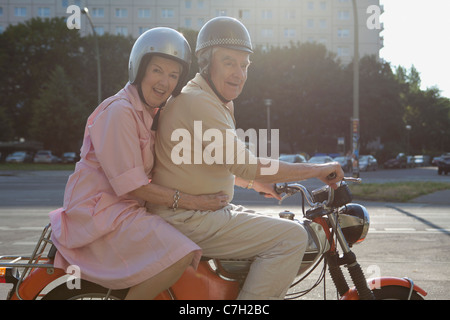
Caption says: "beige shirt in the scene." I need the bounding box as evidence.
[151,73,258,201]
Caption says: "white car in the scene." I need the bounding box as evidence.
[279,154,306,163]
[5,151,33,163]
[33,150,61,163]
[308,155,334,164]
[358,155,378,171]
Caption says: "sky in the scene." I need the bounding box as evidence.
[379,0,450,99]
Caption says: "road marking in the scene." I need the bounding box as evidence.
[0,226,44,231]
[384,227,416,232]
[12,242,38,246]
[369,228,450,234]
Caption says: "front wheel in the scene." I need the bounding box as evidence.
[41,279,128,300]
[372,286,424,300]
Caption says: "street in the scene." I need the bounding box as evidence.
[1,167,449,300]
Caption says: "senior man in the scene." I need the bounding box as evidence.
[148,17,343,300]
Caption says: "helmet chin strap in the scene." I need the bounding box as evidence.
[201,72,231,104]
[137,84,165,131]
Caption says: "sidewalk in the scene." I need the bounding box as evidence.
[411,189,450,205]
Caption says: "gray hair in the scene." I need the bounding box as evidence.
[196,47,218,75]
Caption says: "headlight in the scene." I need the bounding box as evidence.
[338,203,370,246]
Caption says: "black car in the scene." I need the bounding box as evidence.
[437,156,450,175]
[384,154,407,169]
[62,152,80,164]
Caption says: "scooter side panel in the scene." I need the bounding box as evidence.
[160,261,240,300]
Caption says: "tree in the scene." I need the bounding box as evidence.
[357,56,404,158]
[0,17,83,140]
[30,65,87,154]
[236,42,351,155]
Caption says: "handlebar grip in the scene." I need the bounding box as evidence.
[275,183,287,194]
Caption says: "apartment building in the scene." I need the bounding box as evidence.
[0,0,383,64]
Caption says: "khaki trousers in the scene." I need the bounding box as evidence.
[153,204,308,300]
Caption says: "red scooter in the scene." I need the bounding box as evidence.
[1,178,427,300]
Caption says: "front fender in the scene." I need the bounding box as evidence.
[341,277,427,300]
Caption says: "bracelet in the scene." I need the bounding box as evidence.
[172,189,180,211]
[246,180,254,189]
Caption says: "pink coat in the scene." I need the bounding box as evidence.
[49,83,201,290]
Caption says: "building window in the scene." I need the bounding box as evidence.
[239,9,251,19]
[320,1,327,11]
[138,27,149,35]
[138,9,150,18]
[261,10,273,19]
[284,28,296,38]
[338,10,350,20]
[62,0,81,8]
[185,0,192,9]
[115,26,128,36]
[284,9,295,20]
[261,28,273,38]
[92,8,104,18]
[198,0,204,9]
[215,9,227,17]
[38,7,51,17]
[14,7,27,17]
[161,8,174,18]
[185,18,192,28]
[319,19,327,28]
[307,19,314,28]
[337,46,350,57]
[338,28,350,38]
[307,1,314,11]
[115,8,128,18]
[94,26,104,36]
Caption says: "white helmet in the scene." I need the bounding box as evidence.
[128,27,191,96]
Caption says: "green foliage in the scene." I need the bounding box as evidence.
[29,65,87,155]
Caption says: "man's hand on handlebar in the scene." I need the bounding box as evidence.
[319,162,344,190]
[252,181,282,200]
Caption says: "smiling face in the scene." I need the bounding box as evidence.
[209,47,251,102]
[140,55,182,108]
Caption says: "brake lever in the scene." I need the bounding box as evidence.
[278,192,292,205]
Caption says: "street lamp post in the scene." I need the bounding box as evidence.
[82,7,102,105]
[264,99,272,153]
[351,0,360,178]
[406,125,412,156]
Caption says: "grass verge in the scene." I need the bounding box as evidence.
[349,182,450,202]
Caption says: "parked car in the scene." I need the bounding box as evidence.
[413,155,430,167]
[279,154,306,163]
[5,151,33,163]
[384,154,407,169]
[62,152,80,164]
[432,153,450,166]
[333,156,351,172]
[358,155,378,171]
[33,150,61,163]
[308,155,334,164]
[436,156,450,175]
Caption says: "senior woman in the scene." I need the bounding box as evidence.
[49,28,228,300]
